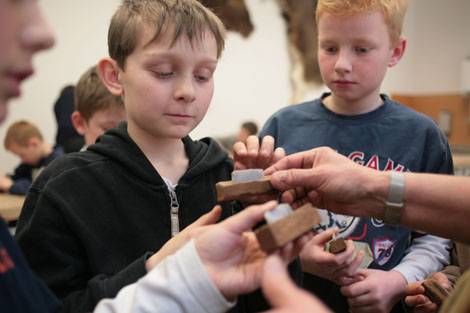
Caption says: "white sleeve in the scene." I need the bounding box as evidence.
[94,240,236,313]
[392,234,451,283]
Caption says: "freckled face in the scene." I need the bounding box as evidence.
[318,12,395,106]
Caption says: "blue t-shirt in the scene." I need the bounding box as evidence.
[260,93,453,312]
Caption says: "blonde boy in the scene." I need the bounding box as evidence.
[1,120,64,195]
[72,65,125,148]
[16,1,268,312]
[247,0,452,312]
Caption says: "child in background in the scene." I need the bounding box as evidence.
[236,0,452,312]
[0,120,64,195]
[53,85,85,153]
[237,121,258,143]
[71,65,125,149]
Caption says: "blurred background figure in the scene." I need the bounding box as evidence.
[216,120,259,157]
[53,85,84,153]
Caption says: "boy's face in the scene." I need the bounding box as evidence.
[317,11,403,106]
[117,25,218,140]
[8,139,43,165]
[72,107,126,146]
[0,0,54,123]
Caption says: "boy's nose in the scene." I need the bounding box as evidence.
[174,76,196,103]
[334,52,352,75]
[21,4,55,53]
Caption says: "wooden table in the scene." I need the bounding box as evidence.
[0,194,25,222]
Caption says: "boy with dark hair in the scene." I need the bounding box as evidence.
[71,65,125,148]
[236,0,452,312]
[16,1,272,312]
[0,120,64,195]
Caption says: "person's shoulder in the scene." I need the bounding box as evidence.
[386,97,438,128]
[185,136,233,176]
[34,150,107,188]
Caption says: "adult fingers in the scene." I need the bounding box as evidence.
[270,168,322,192]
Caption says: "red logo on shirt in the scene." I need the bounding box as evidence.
[0,248,15,273]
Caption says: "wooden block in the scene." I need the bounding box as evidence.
[423,278,449,306]
[255,203,320,252]
[328,237,347,254]
[216,176,277,202]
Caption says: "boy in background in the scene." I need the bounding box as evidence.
[16,1,276,312]
[236,0,452,312]
[71,65,125,149]
[0,120,64,195]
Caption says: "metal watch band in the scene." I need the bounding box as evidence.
[384,171,405,224]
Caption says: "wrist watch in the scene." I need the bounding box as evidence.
[383,171,405,224]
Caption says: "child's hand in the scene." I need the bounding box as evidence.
[233,135,285,170]
[0,176,13,192]
[300,228,364,285]
[404,272,451,313]
[340,269,407,313]
[145,206,222,271]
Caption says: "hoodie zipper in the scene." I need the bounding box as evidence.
[167,185,180,237]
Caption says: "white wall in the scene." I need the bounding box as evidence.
[1,0,470,174]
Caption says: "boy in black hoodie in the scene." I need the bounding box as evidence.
[15,1,275,312]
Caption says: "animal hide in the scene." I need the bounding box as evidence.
[277,0,322,102]
[198,0,254,38]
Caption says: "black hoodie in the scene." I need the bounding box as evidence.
[16,123,241,313]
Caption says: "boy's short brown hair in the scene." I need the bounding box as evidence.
[316,0,409,45]
[75,65,124,121]
[108,0,226,69]
[4,120,43,149]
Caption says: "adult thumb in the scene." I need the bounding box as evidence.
[271,168,319,191]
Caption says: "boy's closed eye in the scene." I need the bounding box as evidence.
[194,68,214,82]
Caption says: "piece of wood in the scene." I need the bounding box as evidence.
[328,237,347,254]
[422,278,449,306]
[216,176,277,202]
[255,203,320,252]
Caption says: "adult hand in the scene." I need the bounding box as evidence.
[145,205,222,271]
[404,272,451,313]
[233,135,285,170]
[264,147,389,219]
[300,228,364,285]
[340,269,407,313]
[195,201,311,301]
[262,254,333,313]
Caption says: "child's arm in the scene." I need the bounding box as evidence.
[392,234,451,283]
[7,163,33,195]
[233,135,285,170]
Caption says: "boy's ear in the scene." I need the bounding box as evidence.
[97,58,123,96]
[27,137,41,148]
[71,111,87,136]
[388,36,407,68]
